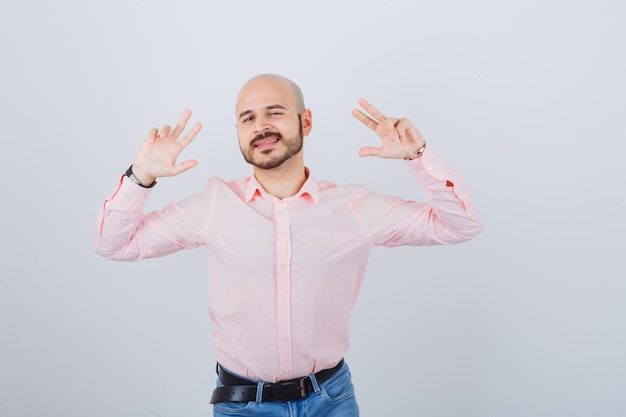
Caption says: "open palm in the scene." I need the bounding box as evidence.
[352,98,425,160]
[132,109,202,184]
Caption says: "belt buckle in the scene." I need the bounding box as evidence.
[299,378,307,398]
[271,377,309,401]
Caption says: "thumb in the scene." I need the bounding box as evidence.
[358,146,383,158]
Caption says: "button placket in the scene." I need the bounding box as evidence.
[274,201,293,379]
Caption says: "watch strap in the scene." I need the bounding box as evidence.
[125,165,156,188]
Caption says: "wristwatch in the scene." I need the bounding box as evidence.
[405,141,427,160]
[126,165,156,188]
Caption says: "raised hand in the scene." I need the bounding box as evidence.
[352,98,425,160]
[131,109,202,185]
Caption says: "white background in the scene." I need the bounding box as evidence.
[1,0,624,416]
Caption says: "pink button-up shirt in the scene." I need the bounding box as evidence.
[95,148,482,382]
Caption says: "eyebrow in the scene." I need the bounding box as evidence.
[239,104,288,119]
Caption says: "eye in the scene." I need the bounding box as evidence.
[241,115,254,124]
[269,111,282,117]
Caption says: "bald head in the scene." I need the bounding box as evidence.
[236,74,306,116]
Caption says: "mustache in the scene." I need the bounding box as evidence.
[252,130,282,145]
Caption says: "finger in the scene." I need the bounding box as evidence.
[358,146,385,158]
[178,122,202,148]
[145,127,158,144]
[158,125,172,139]
[397,118,423,147]
[395,118,410,145]
[352,109,379,132]
[170,109,192,140]
[358,98,386,122]
[381,118,400,142]
[171,158,198,176]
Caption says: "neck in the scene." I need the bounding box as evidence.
[253,155,307,199]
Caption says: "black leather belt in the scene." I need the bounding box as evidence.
[210,359,344,404]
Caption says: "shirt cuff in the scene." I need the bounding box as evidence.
[405,146,449,184]
[106,174,154,211]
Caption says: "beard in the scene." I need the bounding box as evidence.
[240,118,304,170]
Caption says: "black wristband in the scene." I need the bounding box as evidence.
[125,165,156,188]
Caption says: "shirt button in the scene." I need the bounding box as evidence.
[281,299,287,306]
[280,264,287,270]
[427,164,433,171]
[281,336,288,341]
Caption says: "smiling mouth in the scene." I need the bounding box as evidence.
[253,137,279,150]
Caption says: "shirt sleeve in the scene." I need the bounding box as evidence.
[349,146,483,247]
[94,175,206,261]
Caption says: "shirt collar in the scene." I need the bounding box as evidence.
[244,167,319,204]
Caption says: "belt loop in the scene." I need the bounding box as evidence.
[308,373,321,395]
[255,380,265,403]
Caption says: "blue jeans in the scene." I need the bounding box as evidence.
[213,361,359,417]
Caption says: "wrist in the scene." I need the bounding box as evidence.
[126,165,156,188]
[405,141,427,160]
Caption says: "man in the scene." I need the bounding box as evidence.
[94,74,482,416]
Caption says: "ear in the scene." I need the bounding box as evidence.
[301,109,313,136]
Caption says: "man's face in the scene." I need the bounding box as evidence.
[235,78,308,170]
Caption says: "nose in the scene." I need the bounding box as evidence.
[254,115,270,134]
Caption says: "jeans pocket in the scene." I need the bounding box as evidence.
[319,366,356,404]
[213,400,255,415]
